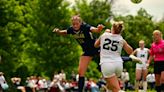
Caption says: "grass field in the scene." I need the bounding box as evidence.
[126,89,156,92]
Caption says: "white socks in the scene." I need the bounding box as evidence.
[143,81,147,91]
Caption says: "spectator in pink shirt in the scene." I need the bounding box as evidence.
[147,30,164,92]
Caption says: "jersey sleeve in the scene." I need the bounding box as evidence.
[67,27,73,34]
[84,23,92,31]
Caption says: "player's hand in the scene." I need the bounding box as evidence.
[135,58,142,64]
[97,24,105,32]
[129,55,142,64]
[53,28,60,33]
[146,63,149,68]
[105,29,111,33]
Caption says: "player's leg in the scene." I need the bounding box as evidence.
[78,55,92,92]
[115,62,124,92]
[155,74,161,92]
[160,62,164,92]
[142,67,148,91]
[135,64,142,91]
[102,62,122,92]
[161,71,164,92]
[154,62,161,92]
[106,75,120,92]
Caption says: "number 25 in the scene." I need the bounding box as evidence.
[103,38,119,51]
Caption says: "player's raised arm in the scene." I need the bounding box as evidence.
[52,28,67,35]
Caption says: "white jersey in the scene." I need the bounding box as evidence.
[0,75,5,84]
[100,32,124,64]
[136,48,149,64]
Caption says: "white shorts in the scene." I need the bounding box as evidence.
[100,62,123,78]
[136,63,147,70]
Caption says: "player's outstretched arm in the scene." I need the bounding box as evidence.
[123,40,142,64]
[90,24,104,33]
[129,55,142,64]
[52,28,67,35]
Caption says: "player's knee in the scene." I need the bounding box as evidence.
[111,85,120,91]
[155,80,161,86]
[161,77,164,83]
[143,77,147,81]
[136,77,141,81]
[78,70,85,76]
[78,73,84,77]
[161,72,164,83]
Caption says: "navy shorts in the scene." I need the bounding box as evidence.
[154,61,164,74]
[82,47,100,71]
[82,47,99,56]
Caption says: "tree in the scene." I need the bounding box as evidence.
[0,0,80,80]
[27,0,81,77]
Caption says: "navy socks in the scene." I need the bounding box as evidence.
[78,77,85,92]
[155,86,161,92]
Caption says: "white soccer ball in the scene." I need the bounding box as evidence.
[131,0,142,4]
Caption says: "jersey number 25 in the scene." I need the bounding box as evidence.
[103,38,119,51]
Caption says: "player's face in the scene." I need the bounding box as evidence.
[72,20,81,31]
[153,32,161,42]
[139,42,144,48]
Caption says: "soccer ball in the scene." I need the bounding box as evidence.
[131,0,142,4]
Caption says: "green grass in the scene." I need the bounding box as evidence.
[126,89,156,92]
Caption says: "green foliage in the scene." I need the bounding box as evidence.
[86,61,101,79]
[30,0,80,78]
[0,0,80,82]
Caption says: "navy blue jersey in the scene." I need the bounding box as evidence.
[67,23,99,56]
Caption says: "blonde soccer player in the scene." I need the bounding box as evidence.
[94,21,141,92]
[131,40,150,92]
[147,30,164,92]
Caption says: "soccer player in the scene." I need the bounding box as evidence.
[131,40,149,92]
[94,21,141,92]
[53,15,104,92]
[147,30,164,92]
